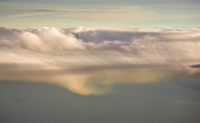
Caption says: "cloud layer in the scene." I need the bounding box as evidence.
[0,27,200,95]
[8,8,153,21]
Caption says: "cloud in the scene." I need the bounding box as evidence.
[190,64,200,68]
[0,27,200,95]
[31,8,143,14]
[8,8,153,21]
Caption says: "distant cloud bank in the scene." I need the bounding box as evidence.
[0,27,200,95]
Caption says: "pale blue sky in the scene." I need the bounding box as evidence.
[0,0,200,28]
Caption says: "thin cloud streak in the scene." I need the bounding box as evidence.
[7,8,154,21]
[31,8,146,14]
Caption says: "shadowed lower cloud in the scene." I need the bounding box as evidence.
[190,64,200,68]
[0,27,200,95]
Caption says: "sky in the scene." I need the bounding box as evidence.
[0,0,200,123]
[0,0,200,28]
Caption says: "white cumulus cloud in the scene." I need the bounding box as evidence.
[0,27,200,95]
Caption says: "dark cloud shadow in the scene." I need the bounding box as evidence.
[190,64,200,68]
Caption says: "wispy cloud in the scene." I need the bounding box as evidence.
[8,8,154,21]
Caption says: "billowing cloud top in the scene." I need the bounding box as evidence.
[0,27,200,95]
